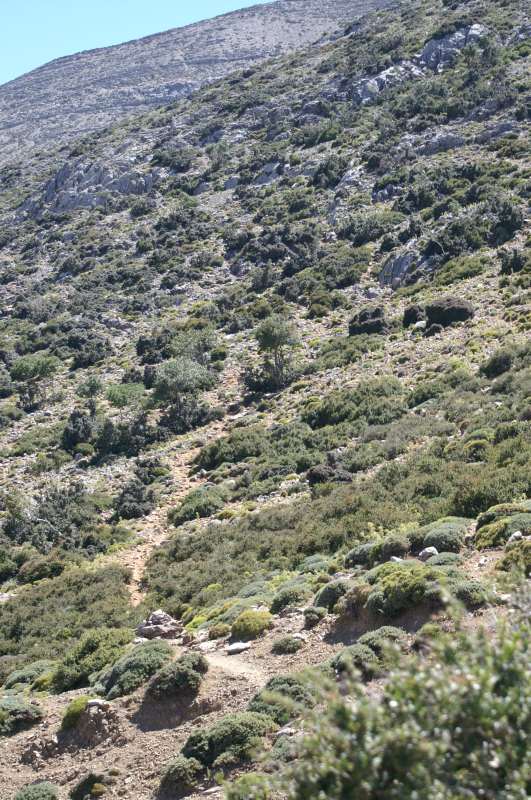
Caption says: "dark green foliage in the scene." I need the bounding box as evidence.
[3,483,99,554]
[14,784,59,800]
[314,581,349,612]
[61,409,94,452]
[97,640,172,699]
[270,586,310,614]
[168,485,227,526]
[272,636,303,655]
[303,606,327,629]
[303,378,405,429]
[248,675,315,725]
[357,626,408,656]
[114,479,155,520]
[261,619,530,800]
[53,628,132,692]
[481,349,514,378]
[0,694,43,736]
[182,711,275,768]
[339,211,404,246]
[149,653,208,699]
[4,659,56,690]
[330,643,381,679]
[160,755,202,798]
[0,565,135,662]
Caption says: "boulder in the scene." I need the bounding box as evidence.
[403,304,425,328]
[227,642,251,655]
[137,609,182,640]
[425,297,475,328]
[349,306,388,336]
[419,546,438,561]
[418,25,488,72]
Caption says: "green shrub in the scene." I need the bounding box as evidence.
[3,659,56,690]
[61,696,90,731]
[231,610,272,640]
[475,502,531,549]
[314,580,349,612]
[53,628,132,692]
[272,636,303,655]
[372,534,410,564]
[169,485,227,526]
[330,643,381,679]
[358,626,408,657]
[423,522,466,553]
[270,587,310,614]
[0,695,43,736]
[497,539,531,577]
[97,641,172,699]
[14,784,59,800]
[261,618,530,799]
[226,773,272,800]
[303,606,327,629]
[149,653,208,698]
[248,675,315,725]
[182,711,275,768]
[160,755,202,798]
[209,622,231,640]
[364,563,439,617]
[345,542,374,568]
[480,349,514,379]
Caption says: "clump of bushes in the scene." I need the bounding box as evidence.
[14,784,58,800]
[97,641,172,699]
[160,755,202,798]
[314,580,349,612]
[182,711,275,769]
[149,652,208,698]
[0,695,43,736]
[231,610,273,640]
[270,586,311,614]
[3,659,56,691]
[474,502,531,549]
[272,636,303,655]
[168,485,227,526]
[248,675,315,725]
[331,643,381,679]
[208,622,231,640]
[358,626,408,657]
[303,606,327,629]
[53,627,132,692]
[253,616,530,799]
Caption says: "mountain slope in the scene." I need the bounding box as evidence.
[0,0,529,797]
[0,0,389,167]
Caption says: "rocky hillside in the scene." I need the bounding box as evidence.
[0,0,390,167]
[0,0,529,798]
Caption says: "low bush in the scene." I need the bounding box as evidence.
[270,587,310,614]
[258,617,530,799]
[3,659,56,690]
[208,622,231,640]
[330,643,381,679]
[149,653,208,698]
[53,627,132,692]
[248,675,315,725]
[303,606,327,629]
[314,580,349,612]
[61,696,90,731]
[182,711,275,768]
[475,502,531,549]
[358,626,408,657]
[0,695,43,736]
[14,784,58,800]
[160,755,202,798]
[231,610,272,640]
[272,636,303,655]
[97,641,172,699]
[168,486,227,526]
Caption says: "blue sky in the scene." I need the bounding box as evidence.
[0,0,270,86]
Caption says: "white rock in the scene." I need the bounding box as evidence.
[506,531,523,545]
[419,546,438,561]
[226,642,251,655]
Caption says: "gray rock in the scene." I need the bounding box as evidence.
[418,24,488,72]
[418,132,465,156]
[137,609,182,640]
[227,642,251,655]
[419,546,438,561]
[506,531,523,545]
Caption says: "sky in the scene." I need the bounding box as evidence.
[0,0,271,87]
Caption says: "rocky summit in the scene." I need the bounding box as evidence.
[0,0,529,799]
[0,0,390,167]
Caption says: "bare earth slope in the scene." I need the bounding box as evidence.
[0,0,388,167]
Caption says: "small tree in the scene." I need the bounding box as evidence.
[153,357,214,405]
[245,316,298,393]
